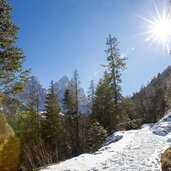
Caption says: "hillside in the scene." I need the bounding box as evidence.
[132,66,171,123]
[40,110,171,171]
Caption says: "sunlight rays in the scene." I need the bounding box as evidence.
[139,1,171,54]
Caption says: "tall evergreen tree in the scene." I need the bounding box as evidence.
[104,34,127,121]
[29,84,39,114]
[69,70,80,156]
[15,97,40,170]
[0,0,30,97]
[87,80,95,114]
[92,71,114,132]
[164,77,171,112]
[0,1,30,169]
[92,35,127,132]
[63,89,74,115]
[41,81,66,162]
[63,89,74,157]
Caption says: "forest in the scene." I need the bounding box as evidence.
[0,0,171,170]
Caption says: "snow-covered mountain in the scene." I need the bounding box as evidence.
[40,110,171,171]
[18,76,88,113]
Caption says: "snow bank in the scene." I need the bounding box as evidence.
[141,123,155,129]
[152,110,171,136]
[105,131,124,145]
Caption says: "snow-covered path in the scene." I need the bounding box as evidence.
[93,129,169,171]
[41,129,171,171]
[41,113,171,171]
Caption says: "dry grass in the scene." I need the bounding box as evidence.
[161,146,171,171]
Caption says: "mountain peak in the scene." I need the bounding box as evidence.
[18,75,87,113]
[30,75,39,82]
[55,76,70,88]
[58,76,70,84]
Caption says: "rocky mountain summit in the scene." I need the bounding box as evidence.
[18,76,88,113]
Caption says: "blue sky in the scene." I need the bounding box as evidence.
[10,0,171,96]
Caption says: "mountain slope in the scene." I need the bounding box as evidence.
[132,66,171,123]
[40,110,171,171]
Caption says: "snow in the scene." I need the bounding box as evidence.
[105,131,124,145]
[152,110,171,136]
[141,123,155,129]
[40,111,171,171]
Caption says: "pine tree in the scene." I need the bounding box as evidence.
[119,97,138,129]
[104,34,127,122]
[164,77,171,112]
[29,84,39,114]
[87,80,95,114]
[15,92,40,169]
[0,0,30,97]
[91,35,127,132]
[69,70,80,156]
[16,88,40,144]
[87,121,107,152]
[41,81,67,162]
[63,89,74,157]
[92,71,114,133]
[63,89,74,115]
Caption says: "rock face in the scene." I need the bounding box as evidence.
[18,76,46,111]
[18,76,88,114]
[77,87,88,114]
[53,76,88,113]
[53,76,71,110]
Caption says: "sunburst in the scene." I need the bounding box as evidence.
[139,2,171,53]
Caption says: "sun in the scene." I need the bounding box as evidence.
[148,12,171,45]
[140,2,171,53]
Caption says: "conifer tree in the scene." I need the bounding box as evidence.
[29,85,39,114]
[15,90,40,169]
[104,34,127,121]
[119,97,138,129]
[164,77,171,111]
[87,80,95,114]
[105,35,127,102]
[69,70,80,156]
[92,71,114,132]
[0,0,30,97]
[16,87,40,142]
[91,35,128,132]
[63,89,74,156]
[87,121,107,152]
[63,89,74,116]
[41,81,68,162]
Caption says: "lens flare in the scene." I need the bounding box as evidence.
[149,13,171,44]
[139,2,171,53]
